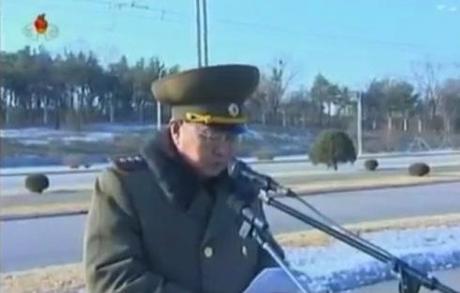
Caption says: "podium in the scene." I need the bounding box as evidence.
[244,268,311,293]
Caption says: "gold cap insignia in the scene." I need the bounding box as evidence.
[228,103,240,117]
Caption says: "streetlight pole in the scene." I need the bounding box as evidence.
[156,71,164,130]
[357,91,363,157]
[156,100,162,130]
[0,0,7,127]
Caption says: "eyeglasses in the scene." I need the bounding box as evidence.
[195,127,238,144]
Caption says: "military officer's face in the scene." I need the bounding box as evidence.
[171,121,238,177]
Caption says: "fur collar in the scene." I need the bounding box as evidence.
[140,130,229,210]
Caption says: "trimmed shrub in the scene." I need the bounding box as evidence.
[409,163,430,177]
[309,130,357,170]
[25,174,50,193]
[364,159,379,171]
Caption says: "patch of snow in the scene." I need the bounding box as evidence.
[284,226,460,292]
[1,128,115,142]
[18,139,50,146]
[241,129,264,140]
[1,124,155,140]
[83,122,156,133]
[60,132,115,142]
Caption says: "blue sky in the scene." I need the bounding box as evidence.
[2,0,460,90]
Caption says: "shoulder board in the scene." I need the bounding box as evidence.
[111,154,148,173]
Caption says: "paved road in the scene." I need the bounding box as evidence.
[1,182,459,273]
[266,182,460,234]
[2,153,460,196]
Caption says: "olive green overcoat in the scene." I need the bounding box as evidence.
[83,131,281,293]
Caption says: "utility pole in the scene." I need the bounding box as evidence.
[195,0,209,67]
[158,0,209,128]
[195,0,202,67]
[0,0,2,53]
[202,0,208,66]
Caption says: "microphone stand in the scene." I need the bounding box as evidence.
[257,188,459,293]
[236,204,313,293]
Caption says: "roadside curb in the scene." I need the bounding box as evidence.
[0,209,88,222]
[0,168,102,177]
[276,213,460,247]
[293,177,460,196]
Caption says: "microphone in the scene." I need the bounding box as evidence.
[226,187,287,261]
[227,160,281,192]
[227,194,268,232]
[226,160,287,260]
[226,160,270,236]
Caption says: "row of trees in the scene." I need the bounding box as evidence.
[246,61,354,129]
[0,46,179,129]
[1,47,460,133]
[248,60,460,134]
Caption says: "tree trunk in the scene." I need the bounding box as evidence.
[43,96,49,125]
[431,100,437,120]
[54,99,61,130]
[332,159,338,171]
[78,89,84,127]
[5,89,11,126]
[318,105,323,127]
[387,115,392,131]
[444,116,451,135]
[109,96,115,123]
[281,110,286,127]
[139,102,144,123]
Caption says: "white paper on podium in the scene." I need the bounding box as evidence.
[243,267,306,293]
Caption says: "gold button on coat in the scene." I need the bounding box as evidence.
[204,246,213,258]
[242,245,248,257]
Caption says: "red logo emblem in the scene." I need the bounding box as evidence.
[23,13,59,41]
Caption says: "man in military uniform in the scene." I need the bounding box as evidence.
[83,64,283,293]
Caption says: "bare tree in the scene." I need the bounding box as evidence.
[412,61,442,120]
[266,59,297,124]
[439,78,460,134]
[247,58,297,125]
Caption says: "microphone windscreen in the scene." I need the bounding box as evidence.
[227,159,244,179]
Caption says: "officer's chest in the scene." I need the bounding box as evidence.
[135,181,259,291]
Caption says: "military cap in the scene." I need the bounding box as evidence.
[151,64,259,131]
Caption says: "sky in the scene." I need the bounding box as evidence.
[1,0,460,90]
